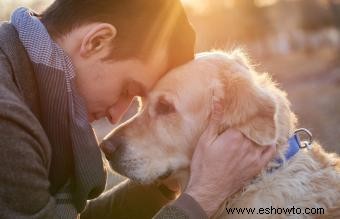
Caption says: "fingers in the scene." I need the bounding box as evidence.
[211,97,224,122]
[215,128,245,151]
[201,97,224,143]
[217,131,276,170]
[259,144,276,166]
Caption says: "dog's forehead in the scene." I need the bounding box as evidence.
[155,61,210,88]
[151,51,253,101]
[196,51,254,80]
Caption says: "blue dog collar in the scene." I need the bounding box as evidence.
[275,128,313,165]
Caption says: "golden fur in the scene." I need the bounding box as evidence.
[104,50,340,218]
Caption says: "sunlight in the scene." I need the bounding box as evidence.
[181,0,208,13]
[255,0,279,7]
[142,1,183,60]
[181,0,196,6]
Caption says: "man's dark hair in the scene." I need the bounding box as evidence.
[41,0,196,69]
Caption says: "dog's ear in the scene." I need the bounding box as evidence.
[219,59,278,146]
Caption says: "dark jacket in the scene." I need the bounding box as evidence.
[0,22,207,219]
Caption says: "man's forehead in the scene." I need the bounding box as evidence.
[139,59,169,92]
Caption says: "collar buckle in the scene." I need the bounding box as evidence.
[294,128,313,150]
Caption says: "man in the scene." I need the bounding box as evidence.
[0,0,275,218]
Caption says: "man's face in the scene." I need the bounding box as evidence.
[57,23,171,123]
[75,55,168,124]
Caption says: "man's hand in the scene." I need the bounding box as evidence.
[184,98,276,217]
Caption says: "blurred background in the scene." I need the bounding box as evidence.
[1,0,339,186]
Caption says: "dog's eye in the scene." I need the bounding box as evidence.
[155,97,175,115]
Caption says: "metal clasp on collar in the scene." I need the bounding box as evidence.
[294,128,313,150]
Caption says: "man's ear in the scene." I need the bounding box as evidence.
[80,23,117,58]
[221,74,278,146]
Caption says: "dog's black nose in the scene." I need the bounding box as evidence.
[100,138,120,159]
[158,169,173,180]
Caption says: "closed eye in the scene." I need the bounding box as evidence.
[155,96,175,115]
[122,80,147,98]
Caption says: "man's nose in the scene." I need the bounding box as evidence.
[107,97,135,124]
[99,136,123,159]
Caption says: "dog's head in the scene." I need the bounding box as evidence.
[101,50,297,184]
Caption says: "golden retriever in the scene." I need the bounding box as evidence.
[101,50,340,218]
